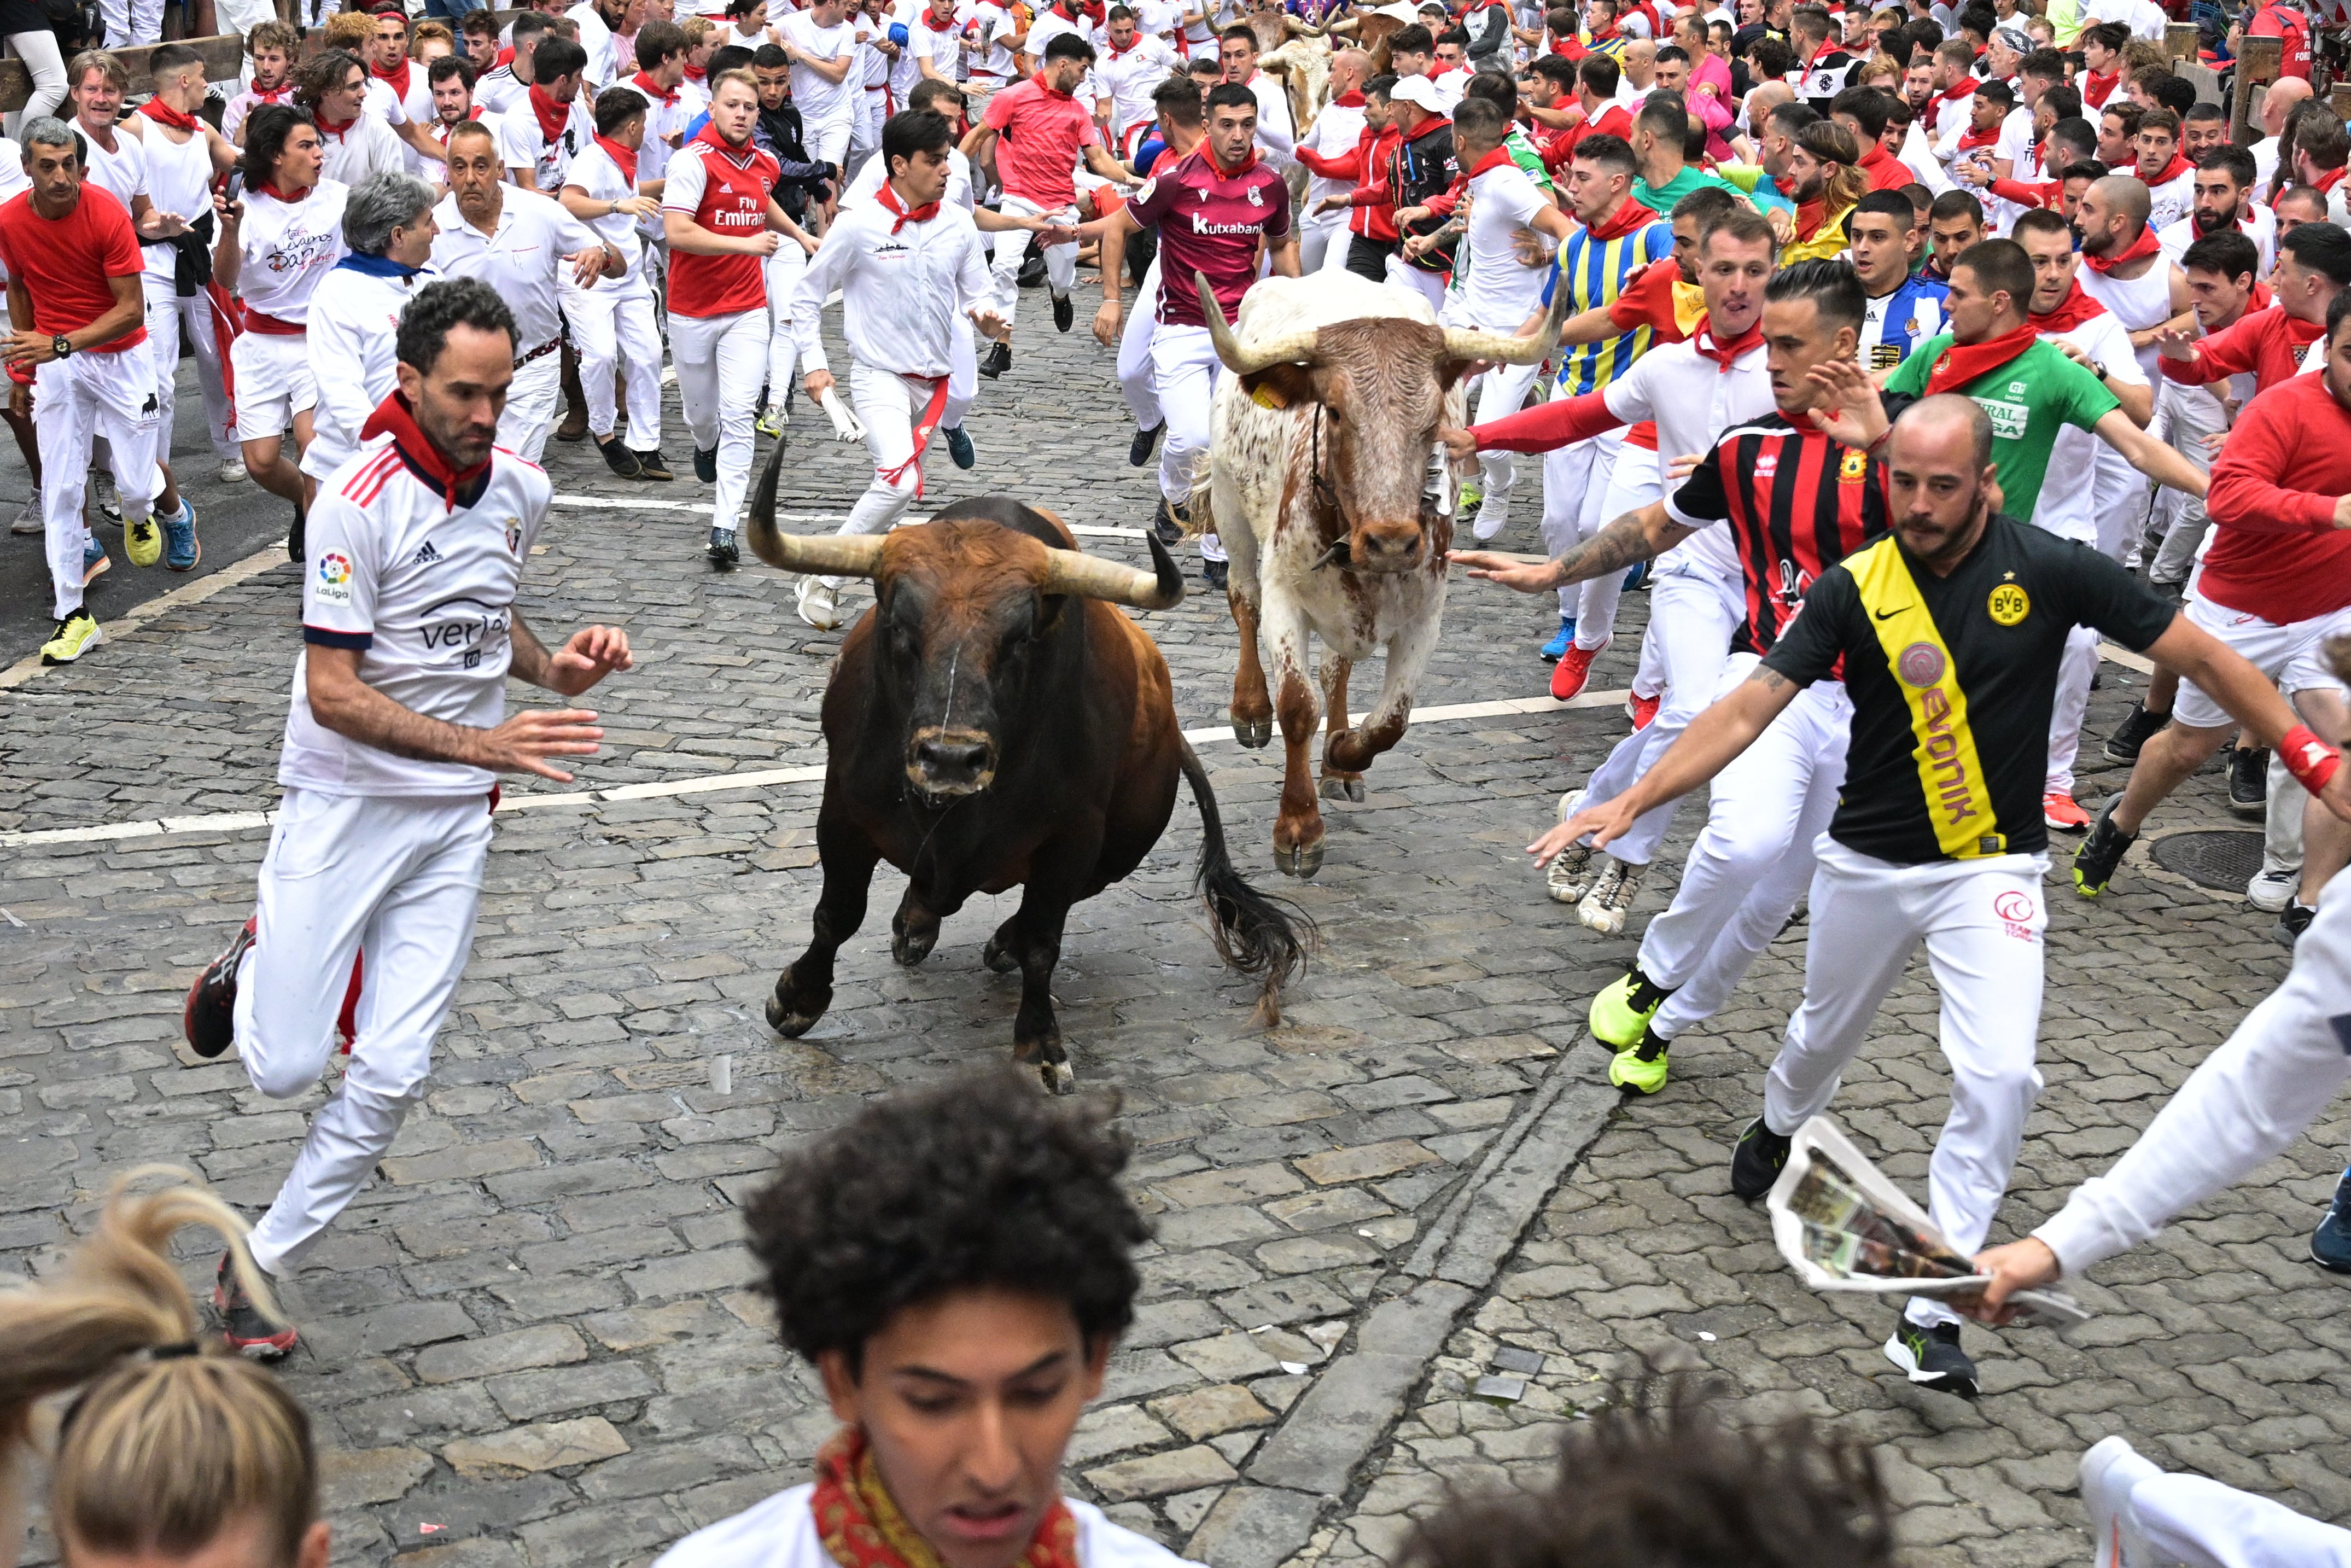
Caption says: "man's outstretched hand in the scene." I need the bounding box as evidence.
[1527,791,1638,867]
[1957,1237,2061,1325]
[1801,357,1890,448]
[544,625,634,696]
[1446,549,1562,592]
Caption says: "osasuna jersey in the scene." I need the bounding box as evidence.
[654,1485,1196,1568]
[234,180,352,324]
[284,435,551,799]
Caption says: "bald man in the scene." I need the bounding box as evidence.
[1617,38,1658,104]
[2255,76,2313,191]
[2074,174,2194,567]
[1294,48,1370,273]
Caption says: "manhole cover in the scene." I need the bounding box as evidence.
[2149,829,2265,893]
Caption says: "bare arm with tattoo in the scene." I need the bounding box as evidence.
[1449,500,1697,591]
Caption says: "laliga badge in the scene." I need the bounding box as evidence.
[1988,583,2030,626]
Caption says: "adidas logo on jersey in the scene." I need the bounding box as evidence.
[412,541,443,566]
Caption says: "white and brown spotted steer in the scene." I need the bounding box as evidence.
[1197,272,1563,877]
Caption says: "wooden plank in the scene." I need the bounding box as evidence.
[2232,35,2283,148]
[2164,21,2198,64]
[0,32,249,112]
[2334,81,2351,121]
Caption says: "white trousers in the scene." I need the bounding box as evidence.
[1467,353,1544,502]
[2133,1473,2351,1568]
[495,351,562,464]
[1119,258,1163,432]
[2264,750,2306,879]
[142,277,237,464]
[989,194,1077,324]
[1764,837,2050,1330]
[763,239,808,406]
[1298,212,1346,273]
[1538,430,1625,623]
[804,113,853,171]
[672,307,765,530]
[1382,250,1446,313]
[1641,674,1851,1040]
[1579,561,1744,866]
[37,349,161,620]
[2091,436,2150,564]
[2046,623,2100,796]
[822,359,940,586]
[230,330,315,441]
[234,789,493,1276]
[4,30,67,123]
[1152,319,1218,510]
[562,281,662,446]
[101,0,161,46]
[2146,380,2224,585]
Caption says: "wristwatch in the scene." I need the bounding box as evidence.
[50,335,71,359]
[2087,359,2108,382]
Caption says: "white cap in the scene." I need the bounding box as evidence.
[1387,73,1444,109]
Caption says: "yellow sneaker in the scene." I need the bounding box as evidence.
[40,609,101,664]
[124,511,162,567]
[1588,966,1673,1049]
[1607,1027,1669,1093]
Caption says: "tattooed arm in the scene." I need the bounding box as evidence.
[1448,500,1698,591]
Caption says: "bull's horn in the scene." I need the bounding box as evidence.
[1440,283,1572,366]
[1197,275,1321,375]
[744,432,888,578]
[1040,529,1185,610]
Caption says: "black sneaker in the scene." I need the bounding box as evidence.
[2229,745,2270,818]
[1203,557,1228,591]
[2103,700,2169,762]
[1729,1117,1791,1200]
[944,424,975,469]
[1130,422,1165,468]
[1152,499,1182,544]
[2312,1169,2351,1274]
[597,435,641,480]
[693,445,718,483]
[215,1252,297,1359]
[634,448,674,482]
[287,501,306,564]
[1885,1319,1977,1398]
[1052,292,1074,332]
[182,919,255,1059]
[1017,246,1047,288]
[2071,798,2137,898]
[2275,900,2316,946]
[708,527,740,569]
[979,341,1012,380]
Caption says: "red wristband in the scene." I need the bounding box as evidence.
[2280,724,2341,795]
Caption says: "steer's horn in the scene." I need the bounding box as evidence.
[1197,275,1321,375]
[1441,282,1572,366]
[744,428,887,578]
[1040,529,1186,610]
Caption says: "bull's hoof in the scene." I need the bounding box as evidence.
[1038,1058,1077,1095]
[1274,837,1326,878]
[981,930,1021,973]
[1319,773,1366,803]
[765,984,827,1039]
[1233,715,1273,749]
[891,923,938,967]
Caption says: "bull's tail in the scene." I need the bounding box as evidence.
[1179,737,1315,1025]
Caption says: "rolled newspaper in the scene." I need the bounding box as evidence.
[819,387,866,442]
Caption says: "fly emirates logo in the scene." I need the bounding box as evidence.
[710,194,767,229]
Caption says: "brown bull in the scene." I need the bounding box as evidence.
[745,445,1310,1091]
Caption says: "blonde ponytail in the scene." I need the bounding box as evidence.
[0,1168,313,1568]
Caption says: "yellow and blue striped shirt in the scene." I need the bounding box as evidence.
[1543,213,1676,397]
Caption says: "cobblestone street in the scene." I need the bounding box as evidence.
[2,283,2344,1568]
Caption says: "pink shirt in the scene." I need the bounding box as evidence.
[982,76,1100,209]
[1127,149,1291,328]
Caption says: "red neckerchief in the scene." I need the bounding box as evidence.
[248,79,293,104]
[1806,37,1843,65]
[2082,223,2161,273]
[1858,142,1904,183]
[1923,320,2039,394]
[1102,32,1145,55]
[2313,164,2347,195]
[2143,151,2191,185]
[2248,279,2274,313]
[632,68,679,105]
[2083,68,2117,107]
[528,83,571,143]
[253,180,311,202]
[1793,196,1833,240]
[374,57,412,98]
[361,389,490,512]
[1463,144,1514,179]
[693,120,760,162]
[1586,21,1618,41]
[494,45,515,66]
[2031,278,2106,333]
[137,96,199,131]
[683,61,707,82]
[812,1431,1079,1568]
[1934,77,1977,104]
[1329,89,1366,107]
[1584,195,1656,242]
[1693,313,1761,369]
[315,107,359,142]
[1205,140,1259,177]
[876,181,940,230]
[594,133,639,183]
[1954,123,2000,151]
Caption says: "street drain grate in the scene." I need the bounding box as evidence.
[2149,829,2265,893]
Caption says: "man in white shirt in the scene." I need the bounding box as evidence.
[1216,25,1293,165]
[649,1072,1205,1568]
[561,88,670,479]
[182,277,633,1359]
[430,121,622,459]
[1095,4,1180,143]
[568,0,632,88]
[496,34,594,190]
[2156,143,2277,276]
[301,171,442,485]
[300,48,409,185]
[906,0,966,93]
[1292,44,1367,272]
[475,11,552,114]
[958,0,1019,116]
[779,0,860,171]
[424,56,506,156]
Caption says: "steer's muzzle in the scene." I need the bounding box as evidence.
[906,726,998,801]
[1350,519,1427,573]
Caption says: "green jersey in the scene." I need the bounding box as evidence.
[1883,336,2120,521]
[1634,164,1740,215]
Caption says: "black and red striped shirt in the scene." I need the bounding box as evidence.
[1662,412,1893,657]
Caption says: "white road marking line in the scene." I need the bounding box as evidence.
[0,540,288,691]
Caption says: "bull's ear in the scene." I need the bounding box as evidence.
[1435,358,1479,392]
[1240,363,1316,411]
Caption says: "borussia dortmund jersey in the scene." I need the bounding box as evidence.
[1881,337,2119,522]
[1761,513,2175,862]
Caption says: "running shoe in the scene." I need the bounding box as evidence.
[1472,492,1508,541]
[944,424,975,469]
[1620,560,1650,591]
[9,489,39,534]
[90,467,120,527]
[40,609,101,665]
[2103,700,2169,762]
[1728,1116,1790,1199]
[162,499,199,572]
[1457,479,1483,515]
[1152,499,1182,544]
[1539,615,1576,661]
[1129,422,1164,467]
[598,436,643,479]
[555,401,590,442]
[2311,1169,2351,1274]
[1577,858,1646,935]
[124,509,161,567]
[1609,1026,1670,1094]
[82,535,109,584]
[797,576,841,629]
[2071,798,2136,897]
[2041,791,2089,832]
[1052,292,1074,332]
[1884,1319,1977,1398]
[1626,691,1660,729]
[634,448,674,481]
[2246,866,2299,912]
[215,1252,297,1360]
[183,917,255,1059]
[1203,558,1228,591]
[2275,901,2315,946]
[1589,964,1673,1048]
[979,341,1012,380]
[708,527,740,569]
[287,502,306,564]
[1545,789,1596,905]
[217,458,248,484]
[754,406,786,440]
[1550,637,1608,701]
[694,445,718,483]
[2079,1435,2161,1568]
[2229,745,2269,818]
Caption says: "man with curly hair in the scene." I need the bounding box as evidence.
[655,1071,1197,1568]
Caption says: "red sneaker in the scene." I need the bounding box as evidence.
[1627,691,1660,729]
[1550,638,1609,702]
[183,917,256,1059]
[215,1253,297,1360]
[2043,791,2091,832]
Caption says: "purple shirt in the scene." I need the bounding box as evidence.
[1127,149,1292,328]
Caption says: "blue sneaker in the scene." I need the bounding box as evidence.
[82,533,109,585]
[944,424,975,470]
[1539,615,1577,661]
[162,498,200,572]
[1620,561,1650,592]
[2313,1169,2351,1273]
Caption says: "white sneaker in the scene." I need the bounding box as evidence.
[9,489,40,534]
[796,577,842,631]
[2247,866,2299,913]
[2079,1435,2161,1568]
[1472,491,1509,541]
[1545,789,1596,905]
[217,458,248,484]
[89,468,120,526]
[1577,858,1646,934]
